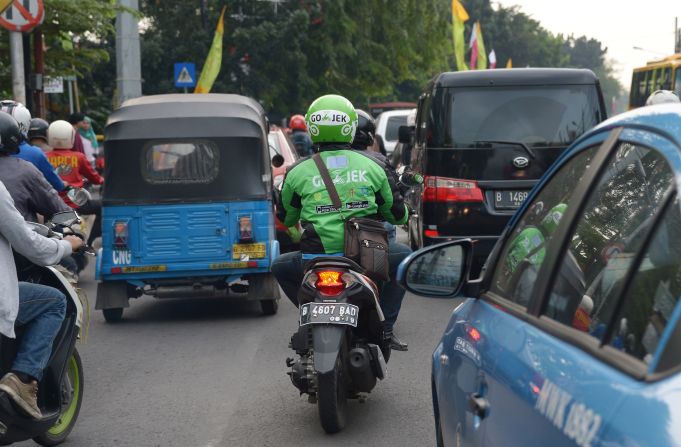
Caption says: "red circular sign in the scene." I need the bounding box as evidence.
[0,0,44,33]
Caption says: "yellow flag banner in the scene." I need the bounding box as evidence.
[451,0,469,71]
[0,0,13,14]
[475,22,487,70]
[506,58,513,69]
[194,6,226,94]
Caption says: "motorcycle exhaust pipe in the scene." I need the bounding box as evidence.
[348,347,377,392]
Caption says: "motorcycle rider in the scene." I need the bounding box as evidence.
[0,116,83,420]
[272,94,411,351]
[0,102,65,192]
[289,114,314,157]
[46,120,104,246]
[28,118,52,153]
[645,90,680,105]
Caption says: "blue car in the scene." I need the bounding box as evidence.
[398,104,681,446]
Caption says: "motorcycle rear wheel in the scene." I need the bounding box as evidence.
[317,351,348,434]
[34,349,84,446]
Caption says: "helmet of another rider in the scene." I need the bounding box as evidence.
[351,109,376,150]
[0,100,31,134]
[0,112,22,155]
[48,120,76,149]
[539,203,568,235]
[305,94,358,144]
[28,118,49,142]
[645,90,680,106]
[504,226,546,276]
[289,114,307,132]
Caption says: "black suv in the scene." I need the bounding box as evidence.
[405,68,607,276]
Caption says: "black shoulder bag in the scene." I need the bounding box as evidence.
[312,153,390,281]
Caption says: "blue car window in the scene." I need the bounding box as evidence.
[608,195,681,366]
[544,142,673,339]
[490,145,598,306]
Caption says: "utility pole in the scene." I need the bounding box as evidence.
[116,0,142,108]
[676,17,680,54]
[9,31,26,104]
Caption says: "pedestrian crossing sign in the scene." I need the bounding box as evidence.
[174,62,196,88]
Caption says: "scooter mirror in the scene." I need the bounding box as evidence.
[27,222,50,237]
[51,210,80,228]
[272,154,285,168]
[67,187,92,207]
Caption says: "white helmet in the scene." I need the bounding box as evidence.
[0,100,31,134]
[48,120,75,149]
[645,90,680,106]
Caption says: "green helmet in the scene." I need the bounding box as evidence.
[505,226,545,275]
[539,203,567,235]
[305,94,358,144]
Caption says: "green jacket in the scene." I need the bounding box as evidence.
[278,148,408,254]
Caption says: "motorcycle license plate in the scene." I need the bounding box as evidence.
[494,190,529,210]
[299,302,359,327]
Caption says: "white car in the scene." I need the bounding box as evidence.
[375,109,414,155]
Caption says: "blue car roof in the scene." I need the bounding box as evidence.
[585,104,681,148]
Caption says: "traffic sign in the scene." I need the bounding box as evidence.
[0,0,44,33]
[174,62,196,88]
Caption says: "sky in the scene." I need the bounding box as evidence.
[496,0,681,91]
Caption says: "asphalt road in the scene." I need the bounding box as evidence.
[20,245,460,447]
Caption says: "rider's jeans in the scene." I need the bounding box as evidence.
[13,282,66,381]
[272,242,412,332]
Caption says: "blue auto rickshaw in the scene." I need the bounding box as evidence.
[95,94,281,322]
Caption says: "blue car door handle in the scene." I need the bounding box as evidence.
[468,393,489,419]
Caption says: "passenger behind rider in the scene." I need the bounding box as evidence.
[0,101,65,192]
[46,120,104,246]
[0,114,82,420]
[272,94,412,351]
[27,118,52,153]
[288,114,314,157]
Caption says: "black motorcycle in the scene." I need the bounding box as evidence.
[0,210,88,445]
[286,256,390,433]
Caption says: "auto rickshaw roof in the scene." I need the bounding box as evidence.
[105,94,268,141]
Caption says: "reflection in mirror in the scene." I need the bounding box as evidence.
[406,245,464,296]
[27,222,49,237]
[51,210,80,227]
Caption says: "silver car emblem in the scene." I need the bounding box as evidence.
[513,156,529,169]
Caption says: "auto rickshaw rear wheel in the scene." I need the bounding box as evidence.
[260,299,278,315]
[102,308,124,322]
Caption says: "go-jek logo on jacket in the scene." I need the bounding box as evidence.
[309,110,350,126]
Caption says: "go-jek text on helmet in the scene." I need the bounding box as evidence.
[48,120,76,149]
[646,90,680,106]
[352,109,376,150]
[0,100,31,134]
[28,118,49,142]
[289,114,307,132]
[305,94,358,144]
[0,112,22,155]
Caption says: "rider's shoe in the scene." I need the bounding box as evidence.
[386,331,409,352]
[0,373,41,419]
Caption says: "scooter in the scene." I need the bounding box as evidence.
[286,256,389,434]
[0,210,89,445]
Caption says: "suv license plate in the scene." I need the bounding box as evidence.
[299,302,359,327]
[494,190,529,210]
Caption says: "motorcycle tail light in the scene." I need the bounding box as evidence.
[113,221,128,248]
[239,216,254,242]
[315,270,345,296]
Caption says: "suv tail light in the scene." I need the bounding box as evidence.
[315,270,345,296]
[113,221,128,248]
[423,176,483,203]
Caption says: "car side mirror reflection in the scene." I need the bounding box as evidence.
[398,125,412,144]
[272,154,285,168]
[399,240,471,298]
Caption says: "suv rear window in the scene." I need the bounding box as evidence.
[385,115,408,141]
[430,85,603,148]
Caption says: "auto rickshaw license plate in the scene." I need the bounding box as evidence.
[299,302,359,327]
[232,243,266,259]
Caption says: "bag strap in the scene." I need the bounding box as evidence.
[312,153,344,216]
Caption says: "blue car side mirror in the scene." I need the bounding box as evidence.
[397,239,474,298]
